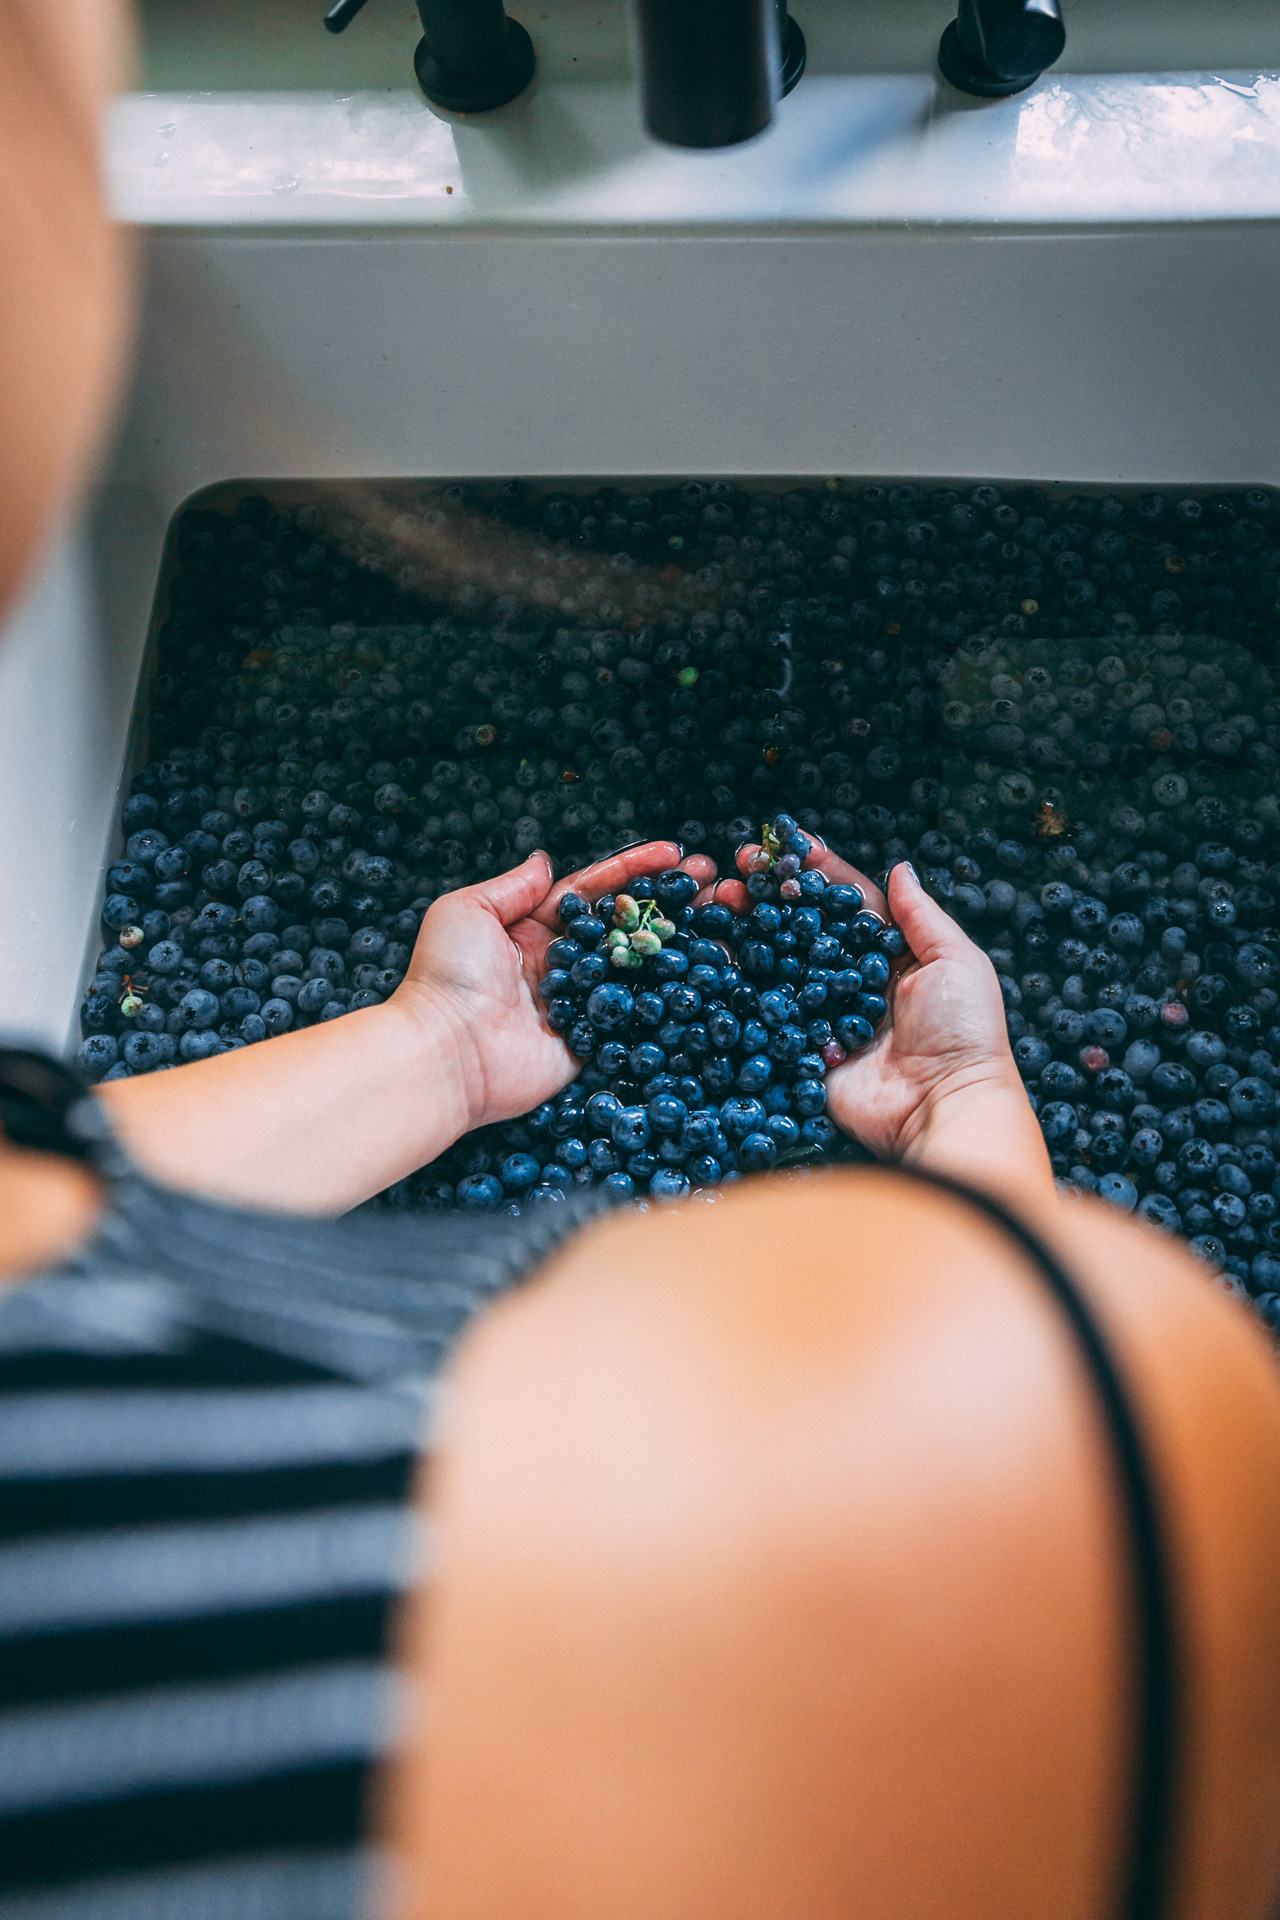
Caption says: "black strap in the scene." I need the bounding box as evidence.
[887,1165,1177,1920]
[0,1048,96,1163]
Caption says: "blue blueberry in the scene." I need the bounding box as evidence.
[586,983,634,1030]
[586,1090,623,1133]
[792,1078,826,1118]
[611,1106,651,1151]
[77,1034,119,1082]
[1097,1173,1139,1211]
[177,987,220,1031]
[738,1132,778,1173]
[499,1153,540,1191]
[720,1096,766,1142]
[648,1093,688,1134]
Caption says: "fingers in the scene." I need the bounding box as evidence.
[534,842,716,928]
[727,843,889,921]
[679,853,717,889]
[433,853,556,930]
[710,877,750,914]
[805,847,888,921]
[886,862,979,967]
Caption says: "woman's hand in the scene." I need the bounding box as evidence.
[824,861,1052,1200]
[103,843,714,1216]
[397,843,716,1134]
[717,843,1053,1206]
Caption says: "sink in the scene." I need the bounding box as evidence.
[5,0,1280,1055]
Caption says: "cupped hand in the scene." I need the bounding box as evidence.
[397,843,716,1135]
[820,858,1022,1155]
[715,841,1052,1201]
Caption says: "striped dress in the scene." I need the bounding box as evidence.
[0,1058,597,1920]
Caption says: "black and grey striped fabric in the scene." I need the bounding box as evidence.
[0,1084,601,1919]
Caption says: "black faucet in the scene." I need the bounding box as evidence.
[634,0,806,148]
[324,0,536,113]
[937,0,1065,98]
[325,0,803,143]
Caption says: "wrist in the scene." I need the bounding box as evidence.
[897,1061,1056,1208]
[384,980,484,1153]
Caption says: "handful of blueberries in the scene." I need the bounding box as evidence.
[447,813,900,1209]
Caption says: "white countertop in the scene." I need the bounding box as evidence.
[109,69,1280,228]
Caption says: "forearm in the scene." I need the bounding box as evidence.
[98,992,476,1215]
[898,1067,1057,1213]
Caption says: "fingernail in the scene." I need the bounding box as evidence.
[809,831,828,851]
[673,841,686,858]
[903,861,919,884]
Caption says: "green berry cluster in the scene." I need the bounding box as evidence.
[606,893,678,970]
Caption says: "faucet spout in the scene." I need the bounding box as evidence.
[633,0,805,150]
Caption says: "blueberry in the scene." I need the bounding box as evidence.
[77,1034,119,1082]
[611,1106,651,1151]
[793,1078,826,1118]
[1098,1173,1139,1211]
[179,1029,223,1063]
[1137,1193,1181,1232]
[1091,1131,1131,1173]
[649,1168,690,1200]
[1229,1077,1275,1122]
[177,988,220,1031]
[648,1093,688,1134]
[499,1153,540,1191]
[586,983,635,1031]
[546,936,584,971]
[1253,1256,1280,1299]
[720,1096,766,1142]
[572,954,609,992]
[1130,1127,1165,1168]
[656,870,699,908]
[1040,1101,1078,1145]
[584,1090,622,1133]
[679,1113,721,1152]
[739,940,775,980]
[823,884,864,917]
[833,1013,875,1052]
[1217,1161,1253,1200]
[738,1132,778,1172]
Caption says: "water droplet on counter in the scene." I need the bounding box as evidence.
[159,122,177,137]
[272,175,301,195]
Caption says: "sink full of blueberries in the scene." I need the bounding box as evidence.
[79,476,1280,1332]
